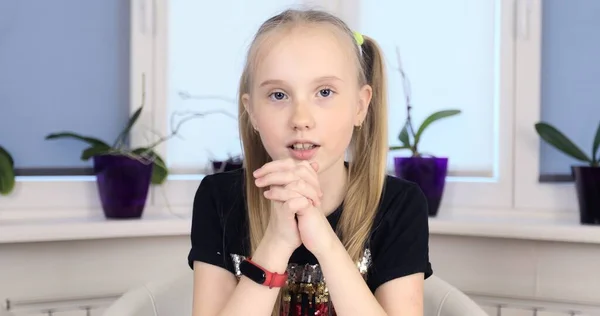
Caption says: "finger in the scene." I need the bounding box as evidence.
[254,161,322,197]
[254,171,298,188]
[286,180,321,206]
[283,196,311,212]
[256,167,321,198]
[295,204,317,217]
[293,164,322,196]
[310,161,319,172]
[264,186,303,202]
[265,185,319,207]
[253,158,295,178]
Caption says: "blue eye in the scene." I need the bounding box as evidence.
[319,88,333,97]
[269,91,287,101]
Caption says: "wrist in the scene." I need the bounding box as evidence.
[252,234,294,273]
[313,229,343,262]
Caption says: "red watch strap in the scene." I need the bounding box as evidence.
[246,258,288,288]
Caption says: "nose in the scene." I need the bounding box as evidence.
[290,101,315,131]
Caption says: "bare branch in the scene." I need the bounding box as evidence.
[178,90,238,105]
[396,46,416,140]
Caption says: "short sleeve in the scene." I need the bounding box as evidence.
[187,175,232,272]
[366,183,433,292]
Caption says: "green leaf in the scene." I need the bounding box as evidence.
[0,145,14,167]
[535,122,592,163]
[132,148,168,185]
[46,132,110,148]
[151,155,168,185]
[593,120,600,164]
[81,145,112,161]
[114,106,143,148]
[389,145,411,151]
[414,110,461,147]
[0,147,15,196]
[398,122,410,147]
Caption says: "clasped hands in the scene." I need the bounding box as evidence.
[253,159,335,257]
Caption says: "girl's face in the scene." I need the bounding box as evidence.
[243,25,372,173]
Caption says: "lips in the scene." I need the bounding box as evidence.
[286,140,321,160]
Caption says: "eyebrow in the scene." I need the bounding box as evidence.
[259,76,343,87]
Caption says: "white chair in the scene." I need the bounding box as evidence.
[102,271,487,316]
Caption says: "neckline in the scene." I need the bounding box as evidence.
[326,203,343,221]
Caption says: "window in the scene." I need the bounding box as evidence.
[514,0,598,214]
[538,0,600,180]
[343,0,516,210]
[136,0,309,208]
[0,0,131,217]
[139,0,518,210]
[3,0,585,220]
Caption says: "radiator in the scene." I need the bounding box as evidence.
[468,292,600,316]
[3,293,121,316]
[4,292,600,316]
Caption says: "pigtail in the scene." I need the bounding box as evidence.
[338,35,389,263]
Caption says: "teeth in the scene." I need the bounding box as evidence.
[292,143,316,150]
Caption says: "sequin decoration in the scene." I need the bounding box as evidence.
[357,248,372,275]
[230,253,244,277]
[230,248,372,316]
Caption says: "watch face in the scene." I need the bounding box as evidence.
[240,260,267,284]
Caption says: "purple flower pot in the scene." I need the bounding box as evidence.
[572,166,600,225]
[93,155,153,219]
[394,157,448,216]
[212,158,244,173]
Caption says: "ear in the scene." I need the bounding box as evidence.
[242,93,258,128]
[356,84,372,126]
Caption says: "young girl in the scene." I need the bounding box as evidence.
[188,8,432,316]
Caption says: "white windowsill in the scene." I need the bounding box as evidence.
[0,211,191,244]
[0,207,599,245]
[429,208,600,244]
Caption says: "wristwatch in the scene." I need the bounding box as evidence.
[240,258,288,288]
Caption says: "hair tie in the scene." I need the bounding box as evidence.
[353,31,364,46]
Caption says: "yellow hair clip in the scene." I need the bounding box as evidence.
[353,31,364,46]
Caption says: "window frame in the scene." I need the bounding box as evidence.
[512,0,579,214]
[136,0,518,211]
[3,0,576,222]
[0,0,157,220]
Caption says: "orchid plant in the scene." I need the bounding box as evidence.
[45,77,236,185]
[0,145,15,196]
[388,47,461,157]
[535,121,600,167]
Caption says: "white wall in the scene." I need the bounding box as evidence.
[0,236,190,316]
[1,233,599,316]
[430,235,600,315]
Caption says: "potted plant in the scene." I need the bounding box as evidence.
[45,103,168,219]
[0,145,15,196]
[535,121,600,225]
[45,78,186,219]
[389,47,461,216]
[211,154,244,173]
[178,89,243,174]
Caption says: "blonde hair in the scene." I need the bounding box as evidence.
[237,8,388,315]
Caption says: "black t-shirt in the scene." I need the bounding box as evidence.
[188,167,433,314]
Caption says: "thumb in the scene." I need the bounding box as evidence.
[310,161,319,172]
